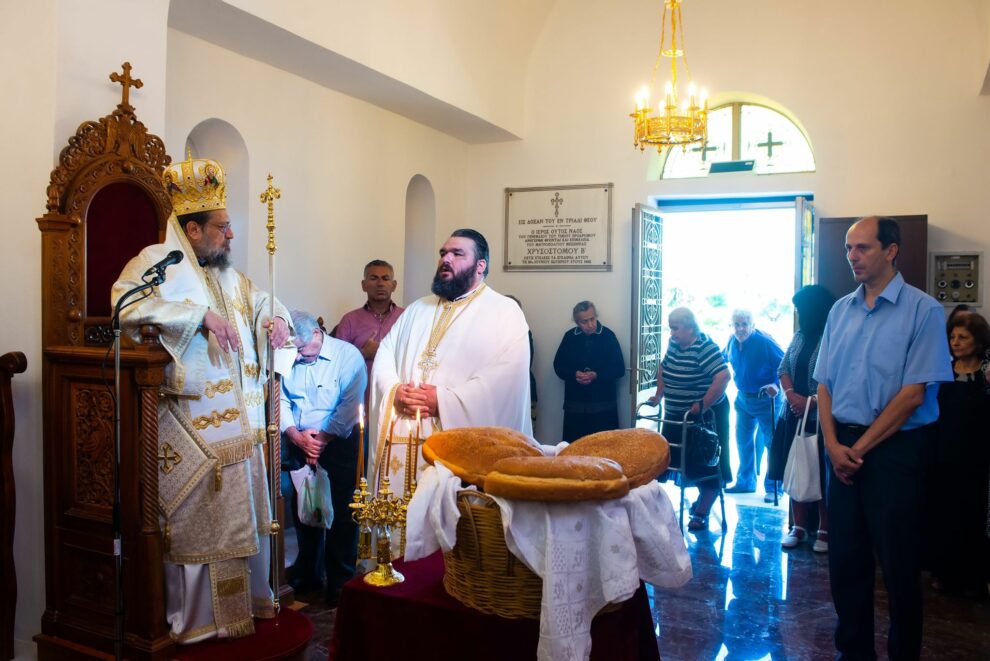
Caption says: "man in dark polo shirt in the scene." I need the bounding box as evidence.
[815,216,952,660]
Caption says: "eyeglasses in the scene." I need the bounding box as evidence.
[208,221,232,234]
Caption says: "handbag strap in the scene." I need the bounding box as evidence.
[797,395,814,436]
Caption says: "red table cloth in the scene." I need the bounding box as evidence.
[328,552,661,661]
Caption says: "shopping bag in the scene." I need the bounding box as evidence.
[290,464,334,529]
[781,397,821,502]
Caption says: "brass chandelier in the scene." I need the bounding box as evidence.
[631,0,708,153]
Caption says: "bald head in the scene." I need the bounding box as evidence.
[845,216,900,286]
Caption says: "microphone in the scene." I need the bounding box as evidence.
[143,250,184,278]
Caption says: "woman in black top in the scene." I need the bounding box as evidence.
[768,285,836,551]
[553,301,625,442]
[930,312,990,594]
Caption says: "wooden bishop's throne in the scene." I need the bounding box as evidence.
[34,64,293,661]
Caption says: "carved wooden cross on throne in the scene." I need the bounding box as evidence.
[110,61,143,108]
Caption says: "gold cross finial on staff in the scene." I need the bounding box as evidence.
[259,174,281,256]
[110,62,143,108]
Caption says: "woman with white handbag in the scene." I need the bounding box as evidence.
[767,285,836,552]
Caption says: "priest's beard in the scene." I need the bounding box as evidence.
[431,262,476,301]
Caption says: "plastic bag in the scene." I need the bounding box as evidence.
[290,464,334,529]
[782,397,821,502]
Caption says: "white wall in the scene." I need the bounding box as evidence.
[466,0,990,443]
[0,2,55,656]
[222,0,557,139]
[165,28,470,322]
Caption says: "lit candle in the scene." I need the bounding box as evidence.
[387,406,397,465]
[414,409,422,491]
[355,403,365,488]
[635,85,649,111]
[380,406,397,491]
[687,82,697,107]
[664,81,673,109]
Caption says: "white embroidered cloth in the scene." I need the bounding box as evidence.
[405,461,692,661]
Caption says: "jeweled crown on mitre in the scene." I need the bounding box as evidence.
[162,155,227,217]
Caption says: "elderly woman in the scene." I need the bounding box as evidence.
[930,312,990,593]
[767,285,836,552]
[648,307,731,531]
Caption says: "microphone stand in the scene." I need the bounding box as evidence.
[109,267,168,661]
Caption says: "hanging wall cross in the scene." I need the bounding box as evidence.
[110,62,143,108]
[756,131,783,158]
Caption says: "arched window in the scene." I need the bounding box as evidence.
[661,102,815,179]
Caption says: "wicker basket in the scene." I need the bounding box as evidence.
[442,490,543,619]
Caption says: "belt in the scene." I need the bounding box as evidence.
[738,390,765,398]
[835,421,869,435]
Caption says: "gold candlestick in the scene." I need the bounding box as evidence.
[358,475,407,586]
[350,478,373,561]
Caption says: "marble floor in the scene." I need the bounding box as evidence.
[651,487,990,661]
[297,487,990,660]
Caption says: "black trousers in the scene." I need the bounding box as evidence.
[827,423,929,661]
[284,427,361,597]
[561,405,619,443]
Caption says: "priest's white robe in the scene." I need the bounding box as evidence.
[368,283,533,497]
[112,215,290,643]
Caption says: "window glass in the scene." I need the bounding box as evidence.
[740,104,816,174]
[660,106,732,179]
[660,102,815,179]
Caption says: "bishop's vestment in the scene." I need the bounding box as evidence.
[112,215,289,642]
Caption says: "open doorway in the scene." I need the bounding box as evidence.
[632,199,805,503]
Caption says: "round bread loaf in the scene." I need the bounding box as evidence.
[422,426,542,487]
[559,428,670,488]
[484,455,630,501]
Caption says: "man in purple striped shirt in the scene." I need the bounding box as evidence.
[335,260,405,378]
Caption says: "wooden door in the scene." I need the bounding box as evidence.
[816,215,928,298]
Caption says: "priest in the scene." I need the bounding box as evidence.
[111,156,291,643]
[369,229,532,496]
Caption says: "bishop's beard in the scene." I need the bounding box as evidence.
[431,263,475,301]
[199,248,231,269]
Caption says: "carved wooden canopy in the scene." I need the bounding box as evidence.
[37,62,173,348]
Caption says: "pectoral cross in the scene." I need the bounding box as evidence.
[158,443,183,474]
[110,62,143,108]
[418,350,439,380]
[757,131,783,158]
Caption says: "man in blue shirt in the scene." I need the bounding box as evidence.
[724,310,784,500]
[281,309,367,605]
[814,217,952,661]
